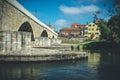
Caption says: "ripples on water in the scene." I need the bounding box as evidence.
[0,50,120,80]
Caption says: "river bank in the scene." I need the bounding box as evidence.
[82,41,120,51]
[0,44,88,62]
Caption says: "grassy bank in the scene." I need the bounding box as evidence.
[82,40,120,50]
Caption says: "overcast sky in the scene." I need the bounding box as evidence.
[17,0,113,31]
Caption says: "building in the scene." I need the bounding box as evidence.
[59,23,85,37]
[84,22,100,40]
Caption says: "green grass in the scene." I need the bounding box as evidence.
[78,40,101,46]
[82,40,120,50]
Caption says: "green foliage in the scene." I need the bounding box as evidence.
[98,19,110,40]
[114,37,120,44]
[108,13,120,43]
[83,41,120,50]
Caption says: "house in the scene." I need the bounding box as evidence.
[59,23,85,37]
[84,22,100,40]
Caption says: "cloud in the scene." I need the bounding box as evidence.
[54,19,69,31]
[54,19,68,27]
[59,4,100,15]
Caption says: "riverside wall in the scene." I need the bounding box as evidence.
[0,53,88,62]
[0,31,31,54]
[0,31,61,54]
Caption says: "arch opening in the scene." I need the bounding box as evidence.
[41,30,48,37]
[18,22,35,41]
[52,36,54,38]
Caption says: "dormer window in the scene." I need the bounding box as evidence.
[93,25,95,27]
[89,25,91,27]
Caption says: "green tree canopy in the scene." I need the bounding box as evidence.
[98,19,110,40]
[108,13,120,43]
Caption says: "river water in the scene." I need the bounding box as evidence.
[0,50,120,80]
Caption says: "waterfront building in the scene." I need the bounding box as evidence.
[84,22,101,40]
[59,23,85,37]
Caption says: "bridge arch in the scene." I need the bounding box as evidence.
[18,22,35,41]
[41,30,48,37]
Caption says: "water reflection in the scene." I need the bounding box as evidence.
[0,50,120,80]
[98,50,120,80]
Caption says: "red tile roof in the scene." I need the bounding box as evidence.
[60,27,80,31]
[71,23,81,26]
[94,20,99,24]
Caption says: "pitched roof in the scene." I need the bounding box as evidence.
[60,27,80,31]
[71,23,81,26]
[94,20,99,24]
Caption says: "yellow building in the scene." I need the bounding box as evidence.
[84,22,100,40]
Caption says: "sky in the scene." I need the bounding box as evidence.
[17,0,114,32]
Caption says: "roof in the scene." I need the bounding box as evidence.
[71,23,81,26]
[60,27,80,31]
[71,23,86,28]
[6,0,57,35]
[94,20,99,24]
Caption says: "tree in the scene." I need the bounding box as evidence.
[112,0,120,14]
[105,0,120,16]
[98,19,110,40]
[108,13,120,43]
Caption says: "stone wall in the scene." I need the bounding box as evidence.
[0,53,88,62]
[36,37,51,47]
[0,31,31,54]
[60,37,86,43]
[51,38,61,45]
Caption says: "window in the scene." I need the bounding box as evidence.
[89,33,91,34]
[85,27,88,30]
[95,33,99,35]
[89,25,91,27]
[93,25,95,27]
[89,28,91,31]
[96,28,99,31]
[92,28,94,31]
[85,31,88,34]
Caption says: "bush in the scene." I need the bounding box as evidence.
[76,45,80,51]
[71,45,74,51]
[114,37,120,44]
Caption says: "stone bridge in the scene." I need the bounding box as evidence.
[0,0,60,53]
